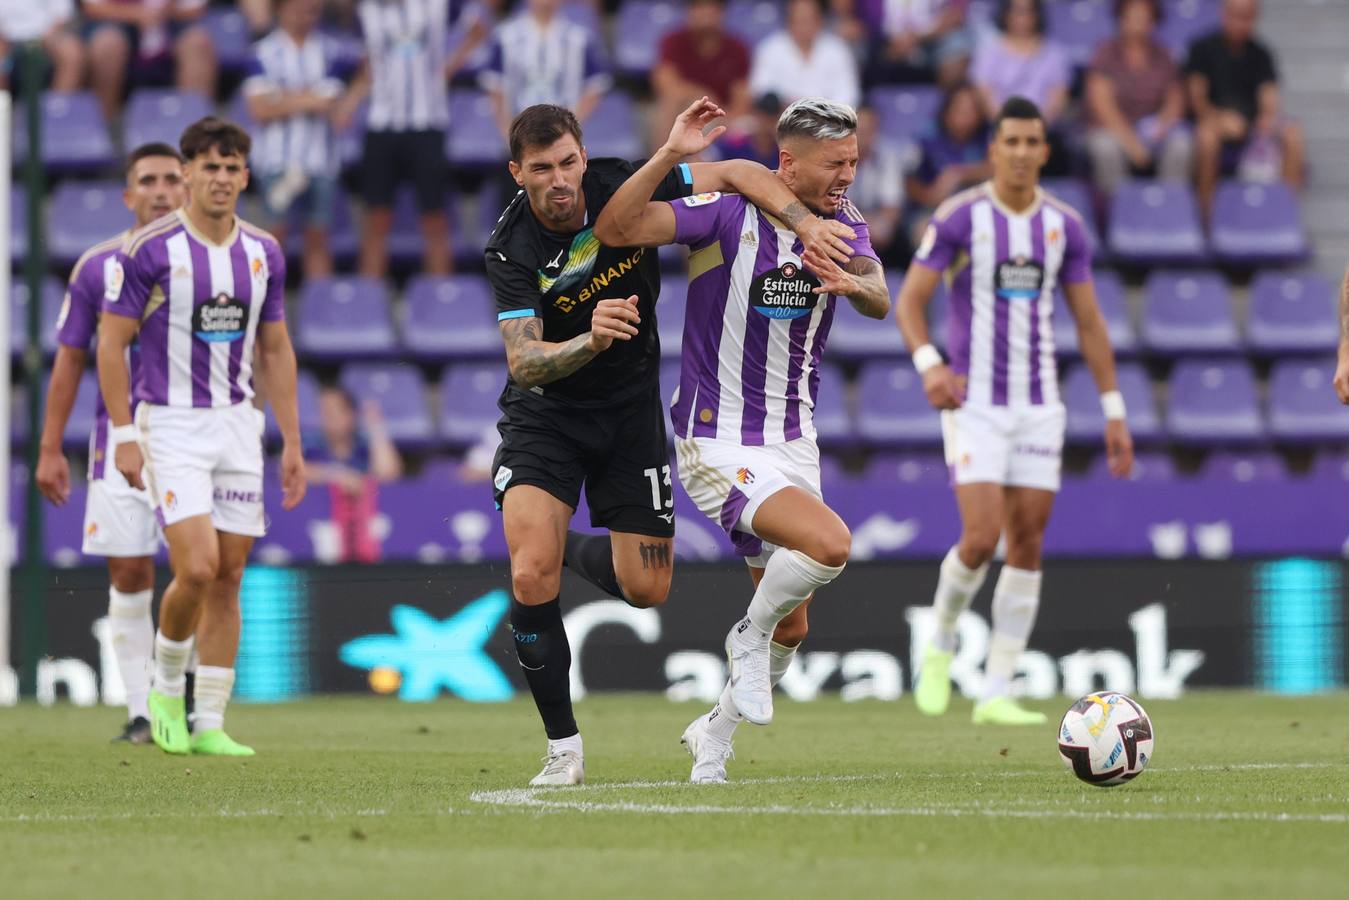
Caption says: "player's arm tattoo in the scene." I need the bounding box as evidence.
[500,316,599,389]
[779,201,812,231]
[1339,264,1349,343]
[842,256,891,320]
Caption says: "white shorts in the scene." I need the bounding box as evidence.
[136,402,267,537]
[82,438,160,557]
[674,435,821,567]
[942,402,1066,492]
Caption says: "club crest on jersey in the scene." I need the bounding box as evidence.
[749,261,820,320]
[251,256,268,286]
[194,293,248,343]
[995,257,1044,301]
[735,467,755,485]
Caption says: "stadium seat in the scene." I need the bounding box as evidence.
[1050,269,1136,358]
[339,363,436,449]
[724,0,782,45]
[1041,177,1101,252]
[202,7,253,75]
[829,305,906,359]
[1107,180,1206,264]
[387,189,443,267]
[1166,358,1264,445]
[38,91,115,173]
[658,279,688,360]
[9,387,27,447]
[295,277,397,360]
[265,368,321,446]
[1246,271,1337,356]
[226,89,258,135]
[124,89,213,154]
[402,274,500,360]
[813,363,853,445]
[1267,358,1349,443]
[47,181,130,268]
[864,452,950,485]
[326,193,361,266]
[1063,361,1161,445]
[9,185,26,263]
[1140,269,1239,356]
[867,85,943,147]
[584,92,643,161]
[1045,0,1114,68]
[854,360,942,447]
[1160,0,1221,59]
[1210,181,1308,266]
[439,362,503,447]
[10,276,64,360]
[1311,450,1349,481]
[613,1,685,79]
[447,90,506,169]
[64,371,100,452]
[1085,449,1177,482]
[1199,450,1288,482]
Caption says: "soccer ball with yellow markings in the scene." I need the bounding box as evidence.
[1057,692,1155,787]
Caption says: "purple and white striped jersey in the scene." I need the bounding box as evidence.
[104,211,287,409]
[56,231,136,481]
[667,191,878,446]
[912,183,1092,407]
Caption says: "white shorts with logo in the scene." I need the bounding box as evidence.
[82,423,160,557]
[674,434,822,567]
[941,402,1066,492]
[136,402,267,537]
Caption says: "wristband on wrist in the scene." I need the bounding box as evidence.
[1100,390,1127,421]
[912,344,943,374]
[110,424,138,443]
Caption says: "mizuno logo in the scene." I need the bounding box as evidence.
[546,248,565,269]
[657,512,674,524]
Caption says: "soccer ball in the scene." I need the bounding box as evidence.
[1057,692,1155,787]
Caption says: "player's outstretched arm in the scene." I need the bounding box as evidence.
[1333,263,1349,404]
[96,312,146,491]
[895,262,962,410]
[36,345,87,506]
[256,320,307,510]
[1064,280,1133,478]
[500,297,640,389]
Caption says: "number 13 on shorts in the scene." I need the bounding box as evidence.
[643,465,674,511]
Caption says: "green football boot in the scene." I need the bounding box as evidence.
[148,689,190,755]
[913,645,954,716]
[190,729,256,757]
[972,695,1048,726]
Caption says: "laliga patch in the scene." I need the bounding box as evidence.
[749,261,820,320]
[682,192,721,207]
[493,466,514,492]
[104,259,125,302]
[995,257,1044,300]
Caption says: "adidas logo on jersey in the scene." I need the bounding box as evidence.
[740,230,757,247]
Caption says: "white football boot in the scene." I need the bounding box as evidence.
[529,750,585,786]
[725,618,773,725]
[681,712,734,784]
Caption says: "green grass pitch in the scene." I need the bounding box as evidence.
[4,692,1348,899]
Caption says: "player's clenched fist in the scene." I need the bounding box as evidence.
[586,295,641,353]
[921,363,964,410]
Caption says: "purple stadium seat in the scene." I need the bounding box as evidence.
[658,278,688,359]
[817,452,849,490]
[1199,450,1288,482]
[403,274,500,360]
[1210,181,1308,265]
[265,368,321,445]
[203,7,253,74]
[10,386,28,446]
[813,363,853,445]
[1312,450,1349,481]
[584,92,642,161]
[724,0,782,46]
[1140,269,1239,356]
[854,360,942,447]
[447,90,506,168]
[1045,0,1114,67]
[1051,269,1135,358]
[9,185,26,264]
[339,363,435,449]
[613,1,685,78]
[867,85,943,147]
[1247,271,1337,356]
[1041,177,1101,251]
[11,276,65,360]
[830,306,905,359]
[124,89,213,155]
[39,91,115,172]
[1160,0,1221,59]
[448,183,512,268]
[1108,180,1206,264]
[1267,358,1349,443]
[326,193,360,265]
[296,277,397,359]
[865,452,950,485]
[1063,361,1161,444]
[386,189,442,266]
[440,362,503,446]
[64,371,101,451]
[1086,449,1177,482]
[1166,358,1263,445]
[47,181,130,268]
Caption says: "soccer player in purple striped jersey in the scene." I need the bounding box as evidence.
[896,97,1135,726]
[597,97,891,782]
[36,143,187,745]
[98,117,308,757]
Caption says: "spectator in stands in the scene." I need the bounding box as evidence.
[243,0,348,279]
[307,386,404,563]
[1185,0,1304,216]
[1084,0,1191,196]
[847,107,908,266]
[445,0,504,85]
[650,0,750,151]
[848,0,973,89]
[0,1,84,94]
[82,0,218,122]
[749,0,860,109]
[716,91,783,170]
[343,0,454,278]
[904,81,990,224]
[238,0,274,35]
[480,0,610,138]
[970,0,1068,126]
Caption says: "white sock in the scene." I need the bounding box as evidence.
[192,665,236,733]
[108,588,153,720]
[769,640,797,684]
[744,550,844,636]
[153,632,193,698]
[981,566,1042,701]
[931,547,989,652]
[548,733,583,758]
[707,641,800,742]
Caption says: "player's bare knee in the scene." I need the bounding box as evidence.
[620,577,670,609]
[176,555,218,589]
[108,557,155,594]
[804,523,851,569]
[511,565,560,605]
[960,531,999,567]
